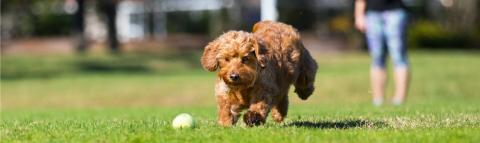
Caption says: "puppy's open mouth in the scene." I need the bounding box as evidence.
[224,80,243,86]
[223,79,251,88]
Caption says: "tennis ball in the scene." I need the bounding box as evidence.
[172,113,195,129]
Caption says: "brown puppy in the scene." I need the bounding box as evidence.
[201,21,318,127]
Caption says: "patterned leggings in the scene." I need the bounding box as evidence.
[365,9,409,69]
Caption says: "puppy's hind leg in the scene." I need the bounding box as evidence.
[271,95,288,123]
[294,43,318,100]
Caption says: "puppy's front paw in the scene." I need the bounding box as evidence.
[218,120,233,127]
[243,111,265,127]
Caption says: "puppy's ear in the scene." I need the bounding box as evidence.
[201,41,220,71]
[253,39,267,68]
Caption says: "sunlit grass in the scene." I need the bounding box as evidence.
[1,50,479,142]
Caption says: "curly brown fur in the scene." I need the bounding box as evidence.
[201,21,318,127]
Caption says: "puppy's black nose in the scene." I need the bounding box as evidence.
[229,73,240,81]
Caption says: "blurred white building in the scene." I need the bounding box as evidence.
[117,0,146,42]
[115,0,234,42]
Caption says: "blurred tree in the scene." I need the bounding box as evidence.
[98,0,120,54]
[1,0,35,38]
[68,0,87,53]
[444,0,477,32]
[66,0,120,54]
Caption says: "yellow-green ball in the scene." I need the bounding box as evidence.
[172,113,195,129]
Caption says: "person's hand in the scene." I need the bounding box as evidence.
[355,16,366,32]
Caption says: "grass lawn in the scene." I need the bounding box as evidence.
[1,50,479,142]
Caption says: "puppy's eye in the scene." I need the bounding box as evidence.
[241,56,249,64]
[225,58,230,62]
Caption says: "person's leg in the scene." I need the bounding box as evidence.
[384,9,409,105]
[371,67,387,106]
[365,12,387,106]
[392,67,408,105]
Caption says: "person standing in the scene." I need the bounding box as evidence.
[354,0,410,106]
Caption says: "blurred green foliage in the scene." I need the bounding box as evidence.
[33,14,74,36]
[1,0,74,37]
[166,11,210,34]
[1,56,75,79]
[409,21,476,48]
[0,50,203,80]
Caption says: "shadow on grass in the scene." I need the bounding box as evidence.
[286,120,387,129]
[76,56,152,73]
[1,50,204,80]
[76,50,202,73]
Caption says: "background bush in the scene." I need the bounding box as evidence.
[409,21,476,48]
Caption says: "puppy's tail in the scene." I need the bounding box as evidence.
[294,42,318,100]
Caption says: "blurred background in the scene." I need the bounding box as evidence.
[1,0,479,109]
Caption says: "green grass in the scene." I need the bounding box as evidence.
[1,50,480,142]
